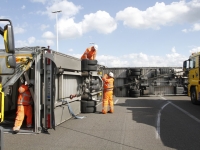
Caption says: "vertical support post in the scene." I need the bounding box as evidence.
[0,127,3,150]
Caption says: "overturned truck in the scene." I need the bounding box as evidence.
[102,67,188,97]
[0,46,103,134]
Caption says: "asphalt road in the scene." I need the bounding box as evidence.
[3,95,200,150]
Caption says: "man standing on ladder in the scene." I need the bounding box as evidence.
[102,72,114,114]
[81,45,98,60]
[13,81,33,134]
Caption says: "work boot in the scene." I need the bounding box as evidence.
[13,130,19,134]
[108,110,114,113]
[102,110,107,114]
[13,126,20,134]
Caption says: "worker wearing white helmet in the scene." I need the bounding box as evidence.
[81,44,98,60]
[102,72,115,114]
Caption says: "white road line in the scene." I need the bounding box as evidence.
[96,99,119,107]
[156,96,200,140]
[170,102,200,124]
[156,101,170,140]
[114,99,119,104]
[160,97,166,100]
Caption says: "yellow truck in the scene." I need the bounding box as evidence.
[183,52,200,104]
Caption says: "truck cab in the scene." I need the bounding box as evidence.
[183,52,200,104]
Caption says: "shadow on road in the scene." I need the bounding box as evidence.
[116,96,200,150]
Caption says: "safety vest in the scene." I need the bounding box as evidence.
[103,77,114,91]
[81,47,96,60]
[17,85,32,105]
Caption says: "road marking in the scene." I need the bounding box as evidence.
[156,101,170,140]
[170,102,200,124]
[96,99,119,107]
[156,96,200,140]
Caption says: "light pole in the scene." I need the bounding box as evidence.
[52,10,62,52]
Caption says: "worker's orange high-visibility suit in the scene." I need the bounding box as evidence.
[13,84,33,131]
[102,74,114,114]
[81,46,96,60]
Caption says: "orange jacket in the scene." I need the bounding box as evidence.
[102,74,114,91]
[17,84,32,105]
[81,46,96,60]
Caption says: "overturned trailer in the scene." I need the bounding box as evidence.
[102,67,188,97]
[0,47,103,134]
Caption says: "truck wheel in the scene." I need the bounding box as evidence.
[191,88,198,105]
[127,69,141,76]
[81,100,96,107]
[129,90,140,97]
[88,65,97,71]
[81,107,96,113]
[87,60,97,65]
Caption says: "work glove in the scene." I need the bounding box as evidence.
[28,83,34,88]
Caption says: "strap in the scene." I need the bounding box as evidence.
[61,99,85,119]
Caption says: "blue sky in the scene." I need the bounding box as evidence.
[1,0,200,67]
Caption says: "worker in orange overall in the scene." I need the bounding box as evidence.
[102,72,114,114]
[81,45,98,60]
[13,82,33,133]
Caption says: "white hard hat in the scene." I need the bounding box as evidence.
[108,72,114,78]
[93,45,98,51]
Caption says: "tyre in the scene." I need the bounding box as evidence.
[127,69,141,76]
[81,94,89,100]
[81,107,96,113]
[88,65,97,71]
[130,68,141,72]
[81,100,96,107]
[129,90,140,97]
[191,87,198,105]
[87,60,98,65]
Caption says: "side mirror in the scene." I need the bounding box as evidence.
[183,61,187,70]
[4,24,15,54]
[6,55,16,68]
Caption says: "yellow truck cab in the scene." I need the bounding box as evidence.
[183,52,200,104]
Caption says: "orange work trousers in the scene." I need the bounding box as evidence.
[13,105,32,131]
[102,90,114,114]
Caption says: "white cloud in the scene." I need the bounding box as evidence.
[35,39,54,47]
[45,0,82,19]
[81,11,117,34]
[57,11,117,39]
[115,1,200,29]
[40,24,49,31]
[15,40,29,48]
[70,48,187,67]
[42,31,55,39]
[28,37,36,44]
[58,18,82,39]
[21,5,26,9]
[87,47,187,67]
[189,46,200,53]
[182,29,188,33]
[14,27,25,34]
[30,0,46,4]
[45,39,54,46]
[182,23,200,32]
[68,48,73,52]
